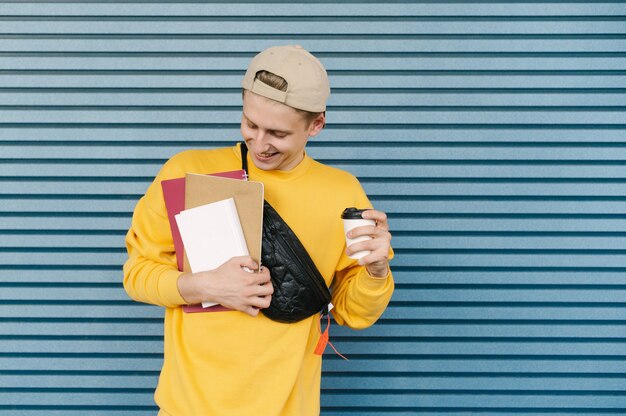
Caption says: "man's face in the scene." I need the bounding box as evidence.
[241,91,323,171]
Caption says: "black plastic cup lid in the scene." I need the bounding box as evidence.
[341,207,370,219]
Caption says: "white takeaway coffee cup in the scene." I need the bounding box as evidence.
[341,207,376,260]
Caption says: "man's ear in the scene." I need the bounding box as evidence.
[308,112,326,137]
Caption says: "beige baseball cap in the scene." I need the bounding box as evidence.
[241,45,330,112]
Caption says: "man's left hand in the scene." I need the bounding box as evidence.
[345,209,392,278]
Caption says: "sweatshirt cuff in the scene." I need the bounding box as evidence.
[356,266,392,292]
[158,268,187,307]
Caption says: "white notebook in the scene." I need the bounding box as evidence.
[175,197,249,307]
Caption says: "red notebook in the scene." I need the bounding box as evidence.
[161,169,247,313]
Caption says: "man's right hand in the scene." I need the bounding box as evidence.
[176,256,273,317]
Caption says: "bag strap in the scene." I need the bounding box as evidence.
[240,142,249,174]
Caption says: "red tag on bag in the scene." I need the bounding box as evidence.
[314,313,348,360]
[314,326,329,355]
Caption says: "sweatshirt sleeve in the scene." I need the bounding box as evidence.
[328,176,395,329]
[122,162,187,308]
[330,257,394,329]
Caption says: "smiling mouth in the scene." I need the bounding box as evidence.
[257,152,279,159]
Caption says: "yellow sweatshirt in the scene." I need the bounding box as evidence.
[123,144,394,416]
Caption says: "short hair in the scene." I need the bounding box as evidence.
[244,70,324,126]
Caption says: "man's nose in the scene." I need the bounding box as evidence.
[251,131,271,151]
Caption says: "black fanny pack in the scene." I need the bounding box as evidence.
[240,143,331,323]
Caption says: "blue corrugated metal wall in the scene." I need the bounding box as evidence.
[2,1,626,414]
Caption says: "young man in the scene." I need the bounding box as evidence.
[123,45,394,416]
